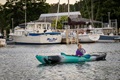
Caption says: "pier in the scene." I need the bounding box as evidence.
[56,29,79,44]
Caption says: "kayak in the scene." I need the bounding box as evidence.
[36,53,107,64]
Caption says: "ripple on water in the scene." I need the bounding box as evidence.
[0,43,120,80]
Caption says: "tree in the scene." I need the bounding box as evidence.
[0,0,50,35]
[52,16,68,29]
[74,0,120,28]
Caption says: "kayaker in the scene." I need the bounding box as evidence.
[76,43,86,56]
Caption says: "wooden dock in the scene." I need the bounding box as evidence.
[57,29,79,44]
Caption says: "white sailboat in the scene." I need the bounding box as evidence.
[91,27,119,42]
[60,0,100,43]
[78,28,100,42]
[9,0,62,44]
[72,0,100,43]
[9,22,62,44]
[78,0,100,42]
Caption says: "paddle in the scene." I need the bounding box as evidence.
[61,52,66,55]
[82,54,91,59]
[61,52,91,59]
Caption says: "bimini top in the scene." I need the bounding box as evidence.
[39,11,81,18]
[38,11,81,22]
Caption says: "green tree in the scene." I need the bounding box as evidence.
[0,0,50,35]
[52,16,68,29]
[74,0,120,28]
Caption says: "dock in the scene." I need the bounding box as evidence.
[57,29,79,44]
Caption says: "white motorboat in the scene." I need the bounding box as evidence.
[78,29,100,43]
[91,28,119,42]
[61,29,100,43]
[9,22,62,44]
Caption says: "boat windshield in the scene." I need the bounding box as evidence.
[27,24,35,28]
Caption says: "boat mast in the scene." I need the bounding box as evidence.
[68,0,70,17]
[11,18,14,32]
[67,0,70,29]
[108,12,111,27]
[91,0,94,27]
[55,0,60,30]
[25,0,27,29]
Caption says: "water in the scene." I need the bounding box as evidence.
[0,43,120,80]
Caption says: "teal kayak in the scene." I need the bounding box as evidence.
[36,53,106,64]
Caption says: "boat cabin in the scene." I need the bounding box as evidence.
[10,22,52,36]
[26,22,52,33]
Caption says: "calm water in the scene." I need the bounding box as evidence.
[0,42,120,80]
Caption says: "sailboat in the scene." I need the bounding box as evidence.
[78,29,100,43]
[70,0,100,43]
[9,0,62,44]
[9,22,62,44]
[77,0,100,42]
[88,0,119,42]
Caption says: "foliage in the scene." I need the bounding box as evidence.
[0,0,49,34]
[52,16,68,29]
[74,0,120,28]
[0,0,120,35]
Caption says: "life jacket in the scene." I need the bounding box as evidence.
[76,48,86,56]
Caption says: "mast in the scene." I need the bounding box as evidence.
[91,0,94,27]
[115,19,118,35]
[11,18,14,32]
[91,0,93,22]
[108,12,111,27]
[25,0,27,28]
[55,0,60,30]
[68,0,70,17]
[67,0,70,29]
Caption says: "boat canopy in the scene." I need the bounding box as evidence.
[39,11,81,18]
[38,11,81,22]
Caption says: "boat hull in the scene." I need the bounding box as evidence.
[61,32,100,43]
[79,34,100,42]
[12,34,62,44]
[98,35,119,42]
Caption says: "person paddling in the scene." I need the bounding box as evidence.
[76,43,86,56]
